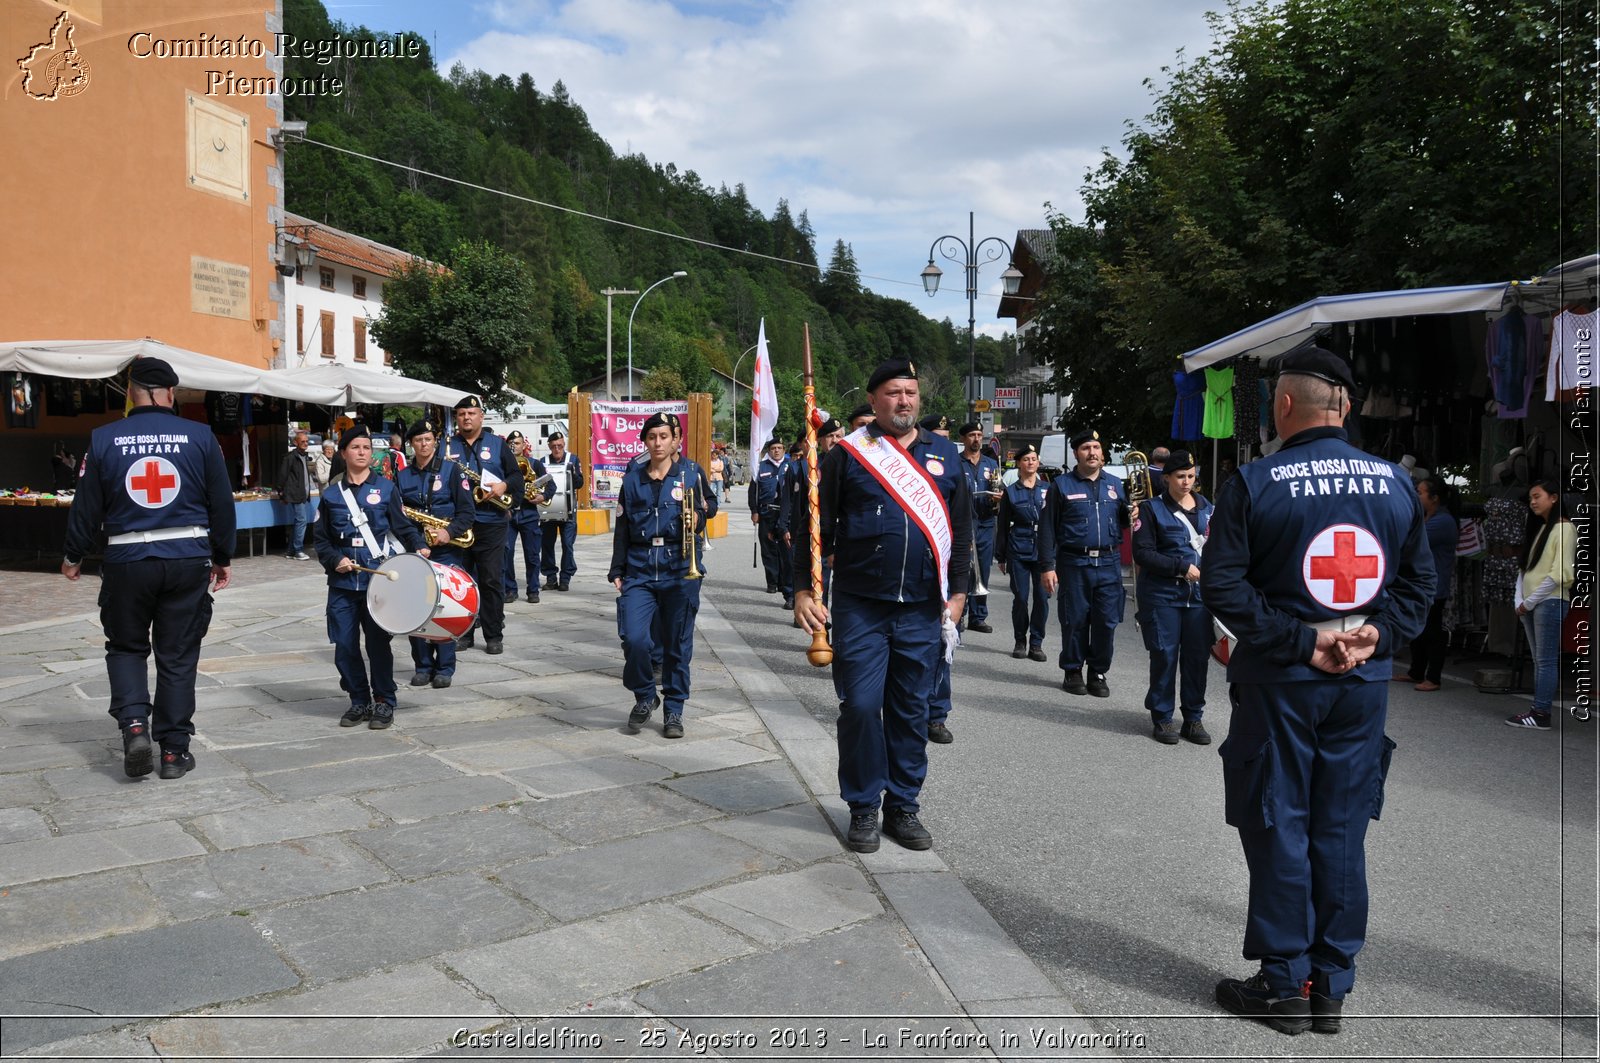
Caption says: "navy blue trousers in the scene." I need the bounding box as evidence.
[968,520,996,622]
[504,516,543,596]
[1057,562,1124,674]
[99,557,214,751]
[929,653,952,728]
[1220,679,1394,998]
[540,519,577,584]
[1137,601,1213,722]
[758,517,791,594]
[408,549,463,678]
[327,586,396,708]
[1007,558,1049,647]
[832,591,940,815]
[618,578,701,715]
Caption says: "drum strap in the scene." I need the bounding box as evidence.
[338,483,401,563]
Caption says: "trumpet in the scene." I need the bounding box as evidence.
[460,465,515,511]
[683,478,703,581]
[1124,451,1154,504]
[403,506,475,548]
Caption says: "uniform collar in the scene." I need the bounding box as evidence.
[1280,426,1348,450]
[126,405,175,417]
[864,420,931,448]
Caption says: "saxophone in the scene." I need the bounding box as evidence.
[403,506,475,548]
[516,453,554,506]
[459,464,515,511]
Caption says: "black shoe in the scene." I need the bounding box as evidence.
[881,808,933,850]
[846,811,879,853]
[457,632,476,650]
[1152,719,1181,744]
[431,674,452,689]
[339,703,371,727]
[968,620,993,634]
[1012,640,1027,659]
[544,578,559,590]
[1181,720,1212,745]
[158,748,195,780]
[626,697,658,734]
[409,670,433,687]
[1028,644,1047,662]
[122,720,154,778]
[1310,990,1342,1034]
[485,638,504,655]
[526,592,540,603]
[663,713,684,739]
[782,596,795,610]
[766,584,779,594]
[1215,971,1311,1035]
[1062,670,1088,696]
[927,722,954,745]
[1087,673,1110,697]
[369,700,395,729]
[557,582,570,592]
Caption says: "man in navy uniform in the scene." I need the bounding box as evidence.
[63,357,235,780]
[395,419,474,689]
[540,429,585,591]
[444,395,523,654]
[1203,348,1433,1035]
[794,360,971,853]
[609,412,717,739]
[749,436,791,605]
[316,425,429,729]
[779,416,842,608]
[957,422,1002,633]
[502,430,547,604]
[1041,428,1134,697]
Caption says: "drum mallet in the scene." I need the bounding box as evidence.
[353,564,398,581]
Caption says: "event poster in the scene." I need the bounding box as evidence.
[588,400,688,507]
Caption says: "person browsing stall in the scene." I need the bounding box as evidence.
[278,430,318,561]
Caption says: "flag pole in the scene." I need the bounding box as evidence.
[802,323,832,667]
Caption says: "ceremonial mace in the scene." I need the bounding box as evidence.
[802,324,833,667]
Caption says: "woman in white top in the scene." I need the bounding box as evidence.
[1507,480,1574,728]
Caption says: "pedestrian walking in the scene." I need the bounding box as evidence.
[278,429,318,560]
[995,442,1050,661]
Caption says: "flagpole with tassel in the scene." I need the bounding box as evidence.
[802,323,832,667]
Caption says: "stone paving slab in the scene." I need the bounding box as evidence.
[0,805,51,844]
[0,773,53,809]
[137,835,393,918]
[403,713,579,749]
[0,869,164,961]
[45,776,266,835]
[703,802,845,863]
[189,793,381,850]
[0,718,107,749]
[346,808,567,877]
[219,732,416,774]
[0,820,207,887]
[250,750,466,801]
[662,760,811,814]
[683,861,883,946]
[502,752,673,797]
[626,735,780,774]
[356,774,527,824]
[515,781,719,845]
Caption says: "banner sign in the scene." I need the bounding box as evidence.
[993,386,1022,410]
[588,400,688,506]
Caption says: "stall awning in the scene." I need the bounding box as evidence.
[272,363,471,407]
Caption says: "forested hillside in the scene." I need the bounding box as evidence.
[281,0,1013,441]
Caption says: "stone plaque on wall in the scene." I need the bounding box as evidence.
[191,256,250,320]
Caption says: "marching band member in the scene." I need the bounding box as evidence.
[502,431,547,604]
[395,419,474,689]
[996,442,1050,661]
[540,430,585,591]
[749,437,792,605]
[444,396,523,654]
[956,422,1002,633]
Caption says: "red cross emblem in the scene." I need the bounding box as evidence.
[125,457,181,509]
[1302,523,1384,609]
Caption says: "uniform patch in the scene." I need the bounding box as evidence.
[124,456,181,509]
[1067,493,1087,501]
[671,485,684,501]
[366,490,382,505]
[433,476,443,492]
[1107,488,1118,499]
[924,459,944,476]
[480,448,491,460]
[1302,523,1386,608]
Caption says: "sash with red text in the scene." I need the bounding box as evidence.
[837,426,953,601]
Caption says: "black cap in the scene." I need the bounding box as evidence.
[454,395,485,411]
[1017,443,1040,458]
[1276,346,1355,390]
[505,430,525,443]
[339,424,370,451]
[406,419,440,441]
[818,418,841,436]
[639,412,680,440]
[763,436,784,451]
[1070,428,1102,449]
[129,358,178,389]
[847,403,873,425]
[919,413,950,433]
[867,359,917,392]
[547,430,565,442]
[1165,449,1197,473]
[957,421,982,437]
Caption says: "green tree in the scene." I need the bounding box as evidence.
[640,367,687,401]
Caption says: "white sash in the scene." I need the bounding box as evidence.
[338,481,400,564]
[838,426,954,601]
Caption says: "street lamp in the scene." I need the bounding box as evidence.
[600,286,639,399]
[731,341,759,465]
[626,270,688,399]
[922,212,1023,421]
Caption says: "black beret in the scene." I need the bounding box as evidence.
[1276,346,1355,390]
[1070,428,1102,449]
[957,422,982,437]
[547,430,565,442]
[454,395,485,410]
[505,430,525,442]
[847,403,873,424]
[1165,449,1197,473]
[763,436,785,450]
[919,413,950,432]
[867,359,917,392]
[339,424,370,451]
[406,419,440,441]
[639,412,680,440]
[1017,443,1040,458]
[129,357,178,389]
[818,418,841,436]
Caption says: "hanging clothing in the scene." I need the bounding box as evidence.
[1547,308,1597,401]
[1202,366,1234,439]
[1485,307,1541,417]
[1481,495,1526,605]
[1172,370,1207,441]
[1232,359,1261,444]
[6,373,38,429]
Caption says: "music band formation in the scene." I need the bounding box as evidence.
[67,347,1439,1037]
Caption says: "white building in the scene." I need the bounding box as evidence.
[280,212,423,371]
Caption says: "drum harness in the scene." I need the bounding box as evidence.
[337,482,402,566]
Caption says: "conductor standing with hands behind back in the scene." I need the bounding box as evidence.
[1202,347,1434,1036]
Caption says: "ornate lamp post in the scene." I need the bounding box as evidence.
[921,213,1023,420]
[626,271,687,399]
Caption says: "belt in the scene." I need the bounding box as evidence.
[107,525,209,545]
[1309,613,1370,633]
[1061,546,1109,558]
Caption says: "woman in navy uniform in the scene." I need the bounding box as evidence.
[315,425,429,729]
[63,357,235,781]
[444,395,523,654]
[956,422,1001,632]
[1202,348,1433,1035]
[395,419,474,689]
[609,412,717,739]
[502,431,547,604]
[995,442,1050,661]
[793,360,971,854]
[1130,450,1214,745]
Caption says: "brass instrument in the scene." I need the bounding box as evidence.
[459,464,515,511]
[1124,450,1154,504]
[527,473,555,506]
[683,477,703,581]
[403,505,475,548]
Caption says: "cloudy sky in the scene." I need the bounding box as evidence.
[335,0,1221,334]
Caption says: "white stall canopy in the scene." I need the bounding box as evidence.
[272,363,471,408]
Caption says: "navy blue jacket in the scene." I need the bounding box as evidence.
[1132,490,1214,609]
[314,472,427,592]
[748,455,790,516]
[508,455,549,526]
[1201,426,1436,682]
[958,451,1002,523]
[1038,467,1131,570]
[995,475,1050,565]
[797,423,972,604]
[608,457,718,585]
[65,406,236,566]
[395,454,475,544]
[443,428,523,525]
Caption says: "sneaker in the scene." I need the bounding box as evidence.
[122,720,154,778]
[1310,987,1343,1035]
[485,638,504,655]
[1062,670,1088,696]
[927,722,954,745]
[626,697,658,734]
[292,551,311,561]
[158,748,195,780]
[1011,640,1028,659]
[881,808,933,851]
[369,700,395,729]
[431,674,452,689]
[663,713,684,739]
[1028,644,1047,662]
[1181,720,1212,745]
[339,703,371,727]
[409,670,433,687]
[1152,719,1181,744]
[1087,672,1110,697]
[968,620,993,633]
[1505,711,1552,729]
[1215,971,1311,1035]
[846,811,879,853]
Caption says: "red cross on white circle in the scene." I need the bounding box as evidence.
[1302,523,1385,609]
[124,457,181,509]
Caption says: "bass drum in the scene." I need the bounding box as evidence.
[366,553,479,643]
[1211,617,1236,666]
[542,463,572,523]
